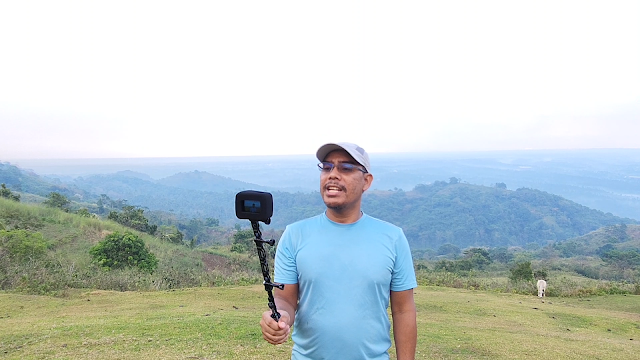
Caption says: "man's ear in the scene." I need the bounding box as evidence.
[362,173,373,192]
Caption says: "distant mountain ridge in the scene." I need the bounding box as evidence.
[157,170,270,193]
[2,156,638,250]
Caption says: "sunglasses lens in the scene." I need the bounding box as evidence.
[318,162,333,171]
[338,164,355,172]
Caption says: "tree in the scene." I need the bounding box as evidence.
[76,208,94,218]
[488,247,514,263]
[534,269,548,280]
[108,206,157,235]
[0,183,20,202]
[231,229,255,253]
[43,192,70,210]
[600,249,640,271]
[205,218,220,227]
[158,225,184,245]
[437,243,461,257]
[509,261,534,282]
[464,248,492,269]
[90,231,158,273]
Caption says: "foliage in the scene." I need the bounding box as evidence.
[75,208,94,218]
[488,247,514,263]
[509,261,534,282]
[231,229,255,253]
[534,268,548,280]
[107,206,157,235]
[362,183,636,250]
[90,231,159,273]
[600,249,640,271]
[177,217,220,244]
[157,225,185,245]
[437,243,461,257]
[43,192,70,210]
[433,248,493,273]
[0,183,20,201]
[0,229,48,261]
[2,194,639,297]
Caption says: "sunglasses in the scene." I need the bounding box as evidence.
[317,161,368,174]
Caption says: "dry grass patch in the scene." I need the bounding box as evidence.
[1,286,639,359]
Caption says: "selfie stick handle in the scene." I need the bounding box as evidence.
[251,221,284,322]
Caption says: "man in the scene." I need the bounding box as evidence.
[260,142,417,360]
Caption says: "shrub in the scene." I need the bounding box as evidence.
[43,192,70,211]
[509,261,534,282]
[0,184,20,202]
[90,231,158,273]
[231,229,255,253]
[107,206,157,235]
[0,229,48,261]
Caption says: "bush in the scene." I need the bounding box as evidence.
[0,229,48,261]
[107,206,158,235]
[231,229,255,253]
[509,261,534,282]
[90,231,158,273]
[0,184,20,202]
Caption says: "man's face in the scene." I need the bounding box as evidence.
[320,150,373,214]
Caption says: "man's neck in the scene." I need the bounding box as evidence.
[325,208,363,224]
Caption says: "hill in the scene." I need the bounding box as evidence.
[2,196,638,297]
[361,182,637,249]
[0,162,90,201]
[0,197,264,295]
[156,170,270,192]
[2,161,637,250]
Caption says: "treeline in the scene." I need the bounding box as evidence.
[361,181,636,249]
[2,162,637,250]
[66,172,637,249]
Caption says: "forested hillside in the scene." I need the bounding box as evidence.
[362,182,635,249]
[2,162,636,250]
[0,162,89,200]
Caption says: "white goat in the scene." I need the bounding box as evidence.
[537,279,547,297]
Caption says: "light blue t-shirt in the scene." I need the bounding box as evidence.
[275,212,417,360]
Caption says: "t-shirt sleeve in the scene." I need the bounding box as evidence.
[391,229,418,292]
[274,226,299,284]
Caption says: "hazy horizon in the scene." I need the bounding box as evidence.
[1,1,639,160]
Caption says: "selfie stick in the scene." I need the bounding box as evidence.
[250,220,284,321]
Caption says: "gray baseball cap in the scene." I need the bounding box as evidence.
[316,142,371,173]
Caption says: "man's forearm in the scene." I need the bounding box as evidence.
[274,296,296,326]
[393,309,417,360]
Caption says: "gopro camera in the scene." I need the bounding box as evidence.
[235,190,273,224]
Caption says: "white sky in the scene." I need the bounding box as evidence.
[1,0,639,160]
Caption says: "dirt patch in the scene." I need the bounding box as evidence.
[202,253,232,275]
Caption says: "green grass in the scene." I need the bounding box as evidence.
[1,286,638,359]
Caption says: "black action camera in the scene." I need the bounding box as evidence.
[235,190,273,224]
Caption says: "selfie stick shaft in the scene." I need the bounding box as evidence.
[250,221,284,321]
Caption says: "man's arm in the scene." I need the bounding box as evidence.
[390,289,417,360]
[260,283,299,345]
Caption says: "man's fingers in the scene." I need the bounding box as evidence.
[260,310,291,345]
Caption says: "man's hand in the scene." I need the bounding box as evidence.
[260,310,291,345]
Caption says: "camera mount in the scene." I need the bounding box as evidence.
[235,190,283,321]
[250,220,284,321]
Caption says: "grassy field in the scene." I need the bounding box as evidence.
[1,286,639,359]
